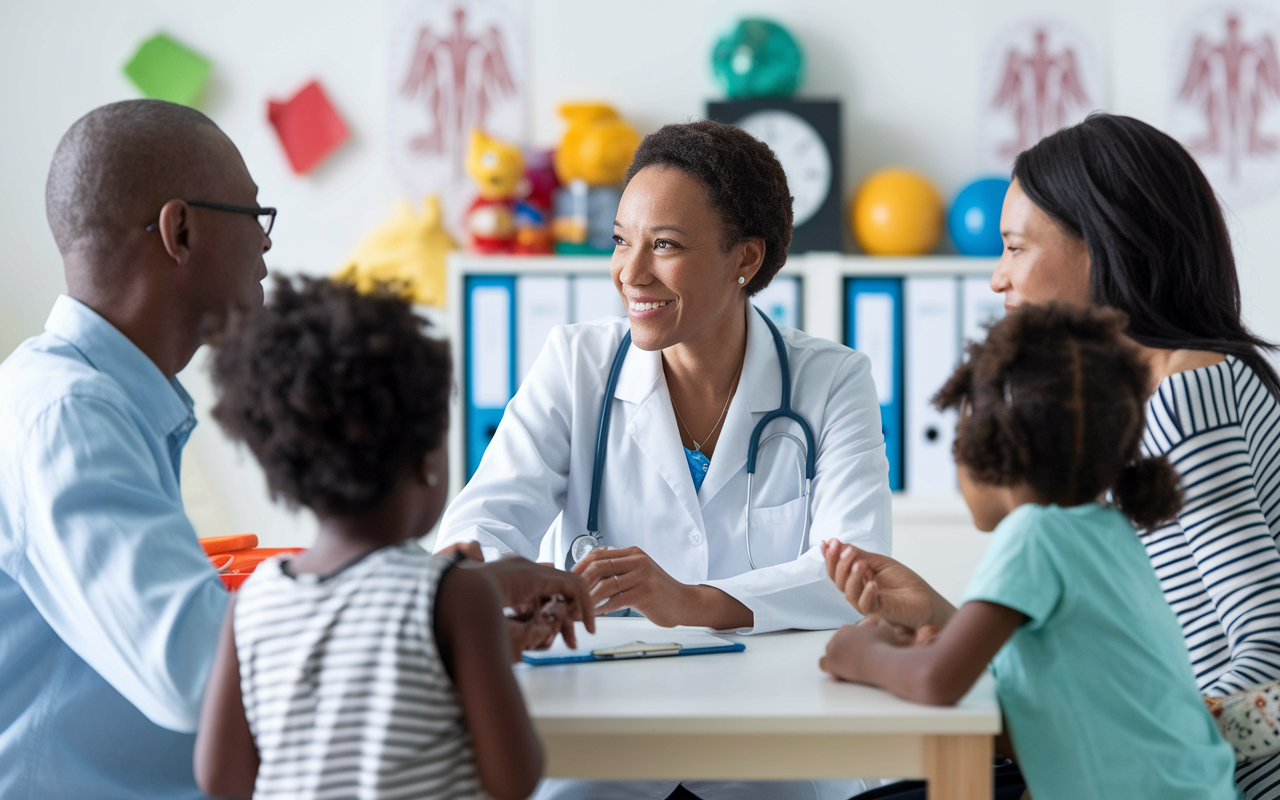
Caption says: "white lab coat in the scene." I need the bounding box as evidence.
[437,308,893,800]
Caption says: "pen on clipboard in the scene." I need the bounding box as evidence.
[591,641,683,659]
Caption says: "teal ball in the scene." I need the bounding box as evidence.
[712,19,804,99]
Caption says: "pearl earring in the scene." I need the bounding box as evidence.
[737,276,746,285]
[426,472,440,487]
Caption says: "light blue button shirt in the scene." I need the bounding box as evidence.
[0,295,226,799]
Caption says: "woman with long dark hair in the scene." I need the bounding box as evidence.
[995,113,1280,798]
[847,112,1280,800]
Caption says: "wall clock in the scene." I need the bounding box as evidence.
[707,99,843,253]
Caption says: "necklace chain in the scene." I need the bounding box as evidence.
[672,360,743,453]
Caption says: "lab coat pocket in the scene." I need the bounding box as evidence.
[745,495,808,569]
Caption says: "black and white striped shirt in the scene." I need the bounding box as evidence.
[235,542,484,800]
[1143,355,1280,799]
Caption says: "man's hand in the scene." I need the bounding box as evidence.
[822,540,955,632]
[504,599,569,660]
[463,556,595,649]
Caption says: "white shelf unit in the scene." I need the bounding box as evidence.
[444,252,999,498]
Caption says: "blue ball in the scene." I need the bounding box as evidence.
[948,178,1010,256]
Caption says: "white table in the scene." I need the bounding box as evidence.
[515,618,1001,800]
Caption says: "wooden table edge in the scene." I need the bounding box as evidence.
[541,730,993,799]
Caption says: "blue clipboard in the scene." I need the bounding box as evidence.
[522,621,745,665]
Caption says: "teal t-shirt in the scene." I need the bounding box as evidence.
[962,503,1239,800]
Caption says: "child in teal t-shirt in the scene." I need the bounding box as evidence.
[820,305,1239,800]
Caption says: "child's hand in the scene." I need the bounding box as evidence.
[821,540,955,632]
[819,619,919,683]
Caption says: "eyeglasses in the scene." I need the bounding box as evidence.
[145,201,277,236]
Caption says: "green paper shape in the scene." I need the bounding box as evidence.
[123,34,211,107]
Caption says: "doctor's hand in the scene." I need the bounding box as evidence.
[572,546,754,630]
[822,540,956,633]
[464,557,596,650]
[572,546,688,627]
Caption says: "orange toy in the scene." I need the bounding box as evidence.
[200,533,258,555]
[200,537,302,591]
[851,168,944,256]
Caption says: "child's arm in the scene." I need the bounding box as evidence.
[822,540,956,631]
[819,601,1024,705]
[193,594,259,799]
[435,565,542,800]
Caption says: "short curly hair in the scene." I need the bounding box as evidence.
[210,276,452,518]
[624,119,793,295]
[933,304,1182,532]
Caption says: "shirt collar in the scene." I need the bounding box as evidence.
[612,304,783,413]
[44,295,196,439]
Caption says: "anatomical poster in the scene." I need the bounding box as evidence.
[1170,3,1280,209]
[388,0,528,235]
[980,18,1105,174]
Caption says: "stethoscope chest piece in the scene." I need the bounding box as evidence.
[573,307,816,571]
[569,533,601,567]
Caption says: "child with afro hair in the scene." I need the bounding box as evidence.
[822,304,1238,800]
[193,276,587,800]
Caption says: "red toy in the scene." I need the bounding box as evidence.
[267,80,349,174]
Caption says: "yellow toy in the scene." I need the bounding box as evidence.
[465,130,524,253]
[851,168,944,256]
[466,129,524,200]
[335,196,455,307]
[553,103,641,187]
[552,103,640,255]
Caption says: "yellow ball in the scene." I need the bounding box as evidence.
[851,168,944,256]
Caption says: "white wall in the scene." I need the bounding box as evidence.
[2,0,1278,547]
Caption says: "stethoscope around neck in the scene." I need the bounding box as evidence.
[566,306,817,571]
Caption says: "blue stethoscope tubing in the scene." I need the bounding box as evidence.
[568,306,816,570]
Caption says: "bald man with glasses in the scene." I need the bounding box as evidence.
[0,100,592,799]
[0,100,273,800]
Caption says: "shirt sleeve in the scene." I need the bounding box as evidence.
[961,507,1063,630]
[702,351,894,634]
[1157,415,1280,697]
[11,395,226,733]
[435,326,576,560]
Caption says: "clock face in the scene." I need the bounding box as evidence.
[736,109,833,227]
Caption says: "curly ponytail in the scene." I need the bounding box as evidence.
[1113,455,1184,532]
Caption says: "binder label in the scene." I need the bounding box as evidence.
[471,285,512,408]
[854,292,895,405]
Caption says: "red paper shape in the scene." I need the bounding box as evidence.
[267,80,349,174]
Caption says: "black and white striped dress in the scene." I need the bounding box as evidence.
[1143,356,1280,799]
[235,542,484,800]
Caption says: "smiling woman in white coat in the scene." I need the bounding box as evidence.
[436,118,890,800]
[438,120,891,641]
